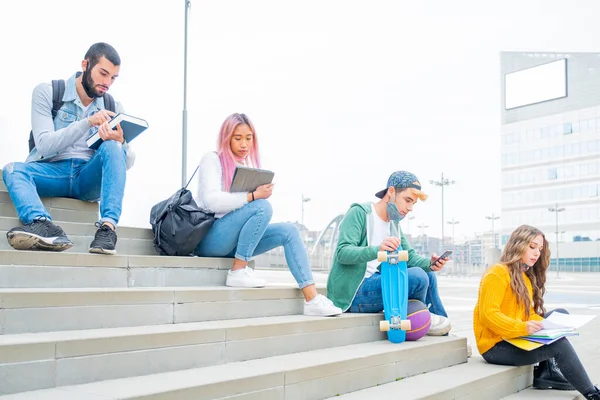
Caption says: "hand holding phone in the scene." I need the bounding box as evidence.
[430,250,452,267]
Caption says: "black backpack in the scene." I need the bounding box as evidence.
[149,167,216,256]
[28,77,116,152]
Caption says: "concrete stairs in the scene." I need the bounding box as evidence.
[0,170,155,256]
[0,171,535,399]
[327,357,533,400]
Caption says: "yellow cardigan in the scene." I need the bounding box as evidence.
[473,263,544,354]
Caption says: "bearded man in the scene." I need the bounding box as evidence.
[2,42,135,255]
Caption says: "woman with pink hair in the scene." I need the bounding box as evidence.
[193,113,342,317]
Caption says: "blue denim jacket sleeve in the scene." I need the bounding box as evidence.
[30,83,91,158]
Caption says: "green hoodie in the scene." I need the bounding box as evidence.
[326,202,432,312]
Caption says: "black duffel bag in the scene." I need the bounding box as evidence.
[150,167,215,256]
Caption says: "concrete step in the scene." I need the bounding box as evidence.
[0,216,156,256]
[0,190,99,223]
[502,389,582,399]
[0,313,385,395]
[327,356,533,400]
[0,336,468,399]
[0,250,241,288]
[0,202,98,224]
[0,286,323,334]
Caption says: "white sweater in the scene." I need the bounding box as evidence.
[195,152,248,218]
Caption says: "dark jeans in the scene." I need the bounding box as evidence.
[482,308,596,395]
[348,268,448,317]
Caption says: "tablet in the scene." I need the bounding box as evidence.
[230,166,275,193]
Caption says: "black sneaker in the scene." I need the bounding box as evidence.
[586,388,600,400]
[6,218,73,252]
[89,224,118,255]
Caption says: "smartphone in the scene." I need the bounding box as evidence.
[430,250,452,266]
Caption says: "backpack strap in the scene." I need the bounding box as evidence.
[103,93,115,112]
[51,79,66,119]
[29,79,66,152]
[185,166,200,189]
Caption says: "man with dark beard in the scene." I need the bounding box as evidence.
[2,42,135,255]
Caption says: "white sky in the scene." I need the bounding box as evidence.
[1,0,598,242]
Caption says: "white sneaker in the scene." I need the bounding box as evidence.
[304,294,343,316]
[225,267,266,288]
[427,313,452,336]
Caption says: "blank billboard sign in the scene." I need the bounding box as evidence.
[505,59,567,109]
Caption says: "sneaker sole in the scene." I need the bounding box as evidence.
[225,282,266,288]
[427,324,452,336]
[89,247,117,255]
[7,232,73,252]
[303,311,342,317]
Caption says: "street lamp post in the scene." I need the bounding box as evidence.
[406,216,415,235]
[301,194,311,227]
[181,0,192,187]
[417,224,429,254]
[485,213,500,249]
[548,203,565,278]
[447,218,460,249]
[430,173,455,248]
[447,218,460,274]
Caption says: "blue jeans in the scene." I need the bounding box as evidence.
[193,199,315,289]
[349,268,448,317]
[2,140,126,227]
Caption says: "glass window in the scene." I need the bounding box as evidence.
[580,163,589,176]
[580,119,590,133]
[519,152,528,163]
[565,165,574,177]
[563,122,573,134]
[541,126,550,139]
[526,129,534,141]
[572,121,580,133]
[519,172,527,183]
[588,118,596,132]
[571,143,580,156]
[548,168,557,179]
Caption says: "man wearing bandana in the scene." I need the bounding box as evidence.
[326,171,452,336]
[2,42,134,255]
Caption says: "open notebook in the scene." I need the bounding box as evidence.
[504,313,595,351]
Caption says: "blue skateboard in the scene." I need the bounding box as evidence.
[378,249,411,343]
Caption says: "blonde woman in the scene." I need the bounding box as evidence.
[473,224,599,399]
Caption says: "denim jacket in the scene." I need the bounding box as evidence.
[25,73,135,169]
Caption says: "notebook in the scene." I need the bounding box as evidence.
[87,113,149,150]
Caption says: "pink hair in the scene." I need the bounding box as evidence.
[217,113,261,190]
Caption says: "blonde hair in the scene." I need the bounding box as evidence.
[499,224,550,317]
[408,187,428,202]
